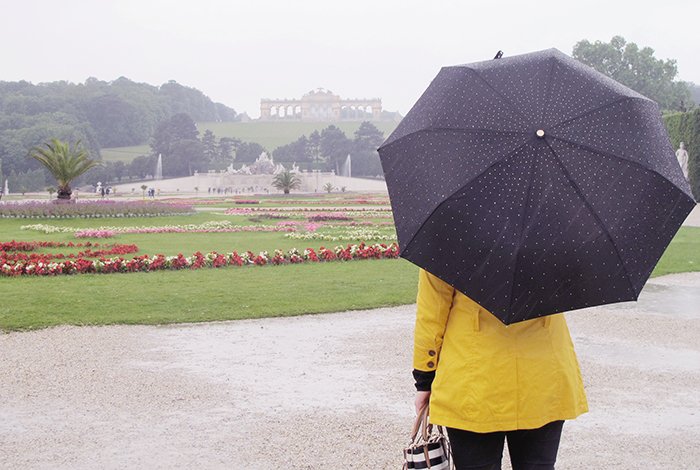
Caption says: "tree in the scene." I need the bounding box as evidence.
[235,141,266,163]
[129,155,156,179]
[165,139,206,177]
[323,182,335,193]
[150,113,199,158]
[308,130,322,166]
[572,36,692,111]
[272,170,302,195]
[217,137,238,163]
[28,139,100,200]
[353,121,384,151]
[320,125,351,173]
[201,129,218,163]
[350,121,385,177]
[273,135,311,164]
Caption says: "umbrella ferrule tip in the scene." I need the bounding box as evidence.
[536,129,545,138]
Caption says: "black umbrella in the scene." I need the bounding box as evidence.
[378,48,696,325]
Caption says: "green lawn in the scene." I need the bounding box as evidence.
[0,259,419,331]
[1,201,698,331]
[649,226,700,277]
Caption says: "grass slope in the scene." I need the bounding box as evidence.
[100,121,399,162]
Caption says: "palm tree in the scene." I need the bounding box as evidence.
[29,139,99,200]
[272,170,302,195]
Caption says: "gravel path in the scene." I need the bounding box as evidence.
[1,272,699,469]
[684,204,700,227]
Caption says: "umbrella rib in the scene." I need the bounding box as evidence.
[536,57,557,125]
[467,67,530,123]
[378,127,526,151]
[549,96,649,130]
[401,140,531,254]
[543,140,637,299]
[506,151,538,315]
[549,135,694,198]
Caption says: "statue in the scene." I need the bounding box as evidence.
[676,142,689,180]
[247,152,276,174]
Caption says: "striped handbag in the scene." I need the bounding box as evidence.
[402,404,453,470]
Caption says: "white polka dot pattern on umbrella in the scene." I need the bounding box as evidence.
[378,48,696,325]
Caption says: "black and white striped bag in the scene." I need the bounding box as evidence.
[402,404,453,470]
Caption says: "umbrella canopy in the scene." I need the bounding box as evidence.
[378,48,696,325]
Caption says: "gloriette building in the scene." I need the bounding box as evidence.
[260,88,382,121]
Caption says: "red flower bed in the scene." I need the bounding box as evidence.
[1,243,138,262]
[0,242,400,277]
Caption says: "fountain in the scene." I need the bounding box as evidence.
[340,154,351,178]
[3,179,8,196]
[155,154,163,180]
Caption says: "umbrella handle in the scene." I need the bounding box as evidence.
[494,50,503,59]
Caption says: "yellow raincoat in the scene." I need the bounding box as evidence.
[414,269,588,433]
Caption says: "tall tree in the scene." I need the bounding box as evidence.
[320,125,351,173]
[166,139,206,177]
[351,121,385,177]
[151,113,199,156]
[273,135,311,164]
[201,129,218,163]
[572,36,691,111]
[217,137,239,164]
[353,121,384,152]
[235,141,266,163]
[129,155,156,179]
[28,139,99,199]
[150,113,200,176]
[308,130,322,165]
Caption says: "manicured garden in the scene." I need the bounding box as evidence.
[1,193,698,331]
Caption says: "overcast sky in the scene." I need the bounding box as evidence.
[2,0,698,118]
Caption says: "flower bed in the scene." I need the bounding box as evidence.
[225,206,391,214]
[0,242,400,276]
[307,212,353,222]
[225,207,392,219]
[234,200,260,204]
[1,240,101,251]
[0,200,195,219]
[270,198,391,205]
[21,221,297,236]
[75,230,116,239]
[1,241,139,262]
[285,228,397,241]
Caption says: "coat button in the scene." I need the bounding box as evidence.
[427,361,435,368]
[428,350,436,357]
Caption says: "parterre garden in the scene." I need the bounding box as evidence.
[1,193,698,331]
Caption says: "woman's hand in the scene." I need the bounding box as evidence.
[415,391,431,415]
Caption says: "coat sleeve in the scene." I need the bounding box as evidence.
[413,269,455,373]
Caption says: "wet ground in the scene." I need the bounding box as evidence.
[1,272,698,469]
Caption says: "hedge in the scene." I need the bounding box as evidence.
[663,108,700,199]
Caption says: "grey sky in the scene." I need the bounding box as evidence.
[2,0,698,118]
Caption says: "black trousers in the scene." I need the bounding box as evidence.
[446,420,564,470]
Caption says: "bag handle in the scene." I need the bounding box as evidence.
[410,403,433,443]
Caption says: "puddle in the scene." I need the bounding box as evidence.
[594,281,700,320]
